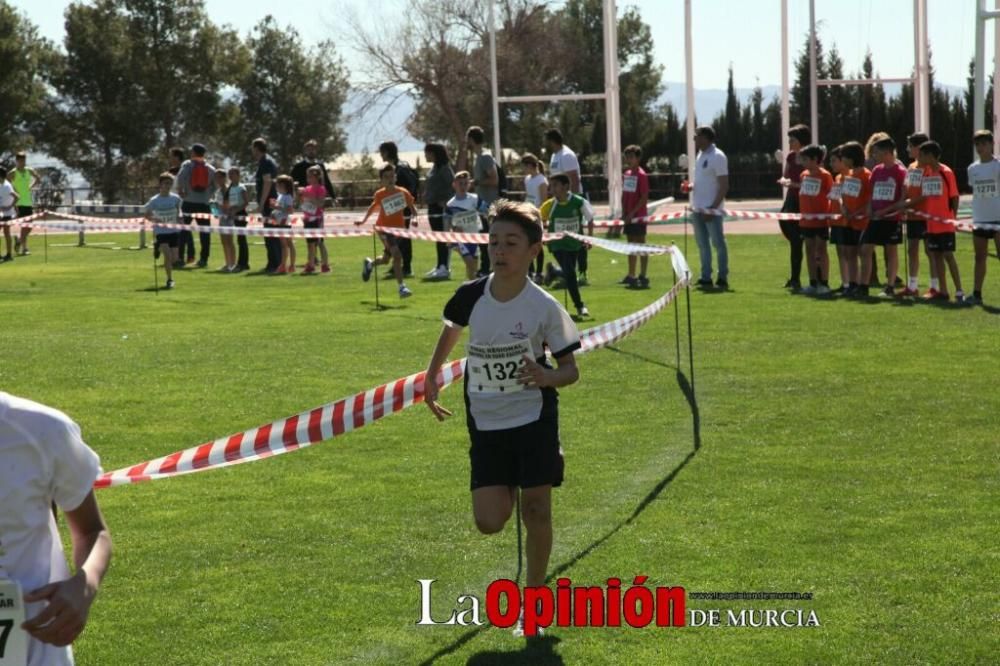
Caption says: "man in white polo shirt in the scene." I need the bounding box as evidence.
[0,392,112,665]
[690,125,730,289]
[545,128,592,283]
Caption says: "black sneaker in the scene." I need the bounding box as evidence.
[638,276,650,289]
[165,278,175,289]
[716,279,729,290]
[696,278,714,287]
[196,259,208,268]
[893,276,904,288]
[2,254,11,262]
[620,275,638,288]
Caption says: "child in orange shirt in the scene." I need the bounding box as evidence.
[827,146,850,292]
[915,141,964,302]
[356,164,417,297]
[797,144,833,295]
[837,142,871,295]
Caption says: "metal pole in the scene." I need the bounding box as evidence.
[488,1,502,162]
[781,0,790,186]
[918,0,930,133]
[994,0,1000,156]
[974,0,986,138]
[603,0,623,217]
[914,0,924,133]
[809,0,818,139]
[684,0,696,186]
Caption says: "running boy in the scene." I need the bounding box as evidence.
[837,141,871,295]
[862,136,906,298]
[539,174,594,317]
[356,164,417,298]
[620,144,651,289]
[300,166,331,274]
[446,171,488,281]
[797,144,833,295]
[967,130,1000,305]
[144,172,183,289]
[0,391,112,666]
[423,200,580,635]
[915,141,963,301]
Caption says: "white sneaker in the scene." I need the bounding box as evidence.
[424,266,440,278]
[577,305,590,317]
[426,265,450,280]
[399,284,413,298]
[165,279,175,289]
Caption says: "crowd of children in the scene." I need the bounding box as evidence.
[779,127,1000,304]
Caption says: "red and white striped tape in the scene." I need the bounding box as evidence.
[92,269,689,489]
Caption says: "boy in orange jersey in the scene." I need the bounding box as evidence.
[900,133,938,295]
[837,142,871,296]
[914,141,964,302]
[797,144,833,295]
[356,164,417,298]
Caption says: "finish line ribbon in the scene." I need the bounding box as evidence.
[93,268,689,489]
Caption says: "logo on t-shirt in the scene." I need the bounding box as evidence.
[509,322,528,340]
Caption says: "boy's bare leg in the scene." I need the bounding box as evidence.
[520,485,553,588]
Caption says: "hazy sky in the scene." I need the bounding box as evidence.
[16,0,996,90]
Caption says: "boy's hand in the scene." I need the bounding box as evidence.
[516,355,550,388]
[424,372,452,421]
[354,219,365,226]
[22,571,96,647]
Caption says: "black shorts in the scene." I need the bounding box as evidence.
[623,222,647,238]
[16,206,32,218]
[304,218,323,244]
[467,393,563,490]
[155,233,180,248]
[972,223,999,239]
[905,219,927,239]
[926,232,956,252]
[861,220,902,246]
[378,231,400,250]
[829,227,854,245]
[0,215,12,227]
[800,226,829,240]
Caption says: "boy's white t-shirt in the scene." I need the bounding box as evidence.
[0,392,102,666]
[968,158,1000,222]
[0,181,17,217]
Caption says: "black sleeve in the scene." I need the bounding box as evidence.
[291,161,307,187]
[442,277,488,327]
[323,166,336,200]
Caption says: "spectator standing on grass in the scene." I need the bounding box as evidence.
[544,129,590,282]
[467,126,500,276]
[423,142,455,280]
[778,124,810,290]
[225,167,250,272]
[175,143,217,268]
[1,167,16,261]
[690,126,730,290]
[11,151,39,256]
[521,153,548,283]
[0,391,112,666]
[379,141,418,278]
[291,139,336,270]
[252,138,281,273]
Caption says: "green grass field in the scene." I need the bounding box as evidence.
[1,231,997,665]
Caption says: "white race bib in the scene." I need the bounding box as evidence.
[152,207,178,225]
[0,579,28,666]
[381,193,406,216]
[921,176,943,197]
[841,177,862,198]
[301,200,317,214]
[973,179,998,199]
[623,175,638,193]
[551,217,580,233]
[800,177,822,197]
[872,180,897,202]
[466,339,533,393]
[449,209,480,233]
[904,168,923,188]
[827,184,842,201]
